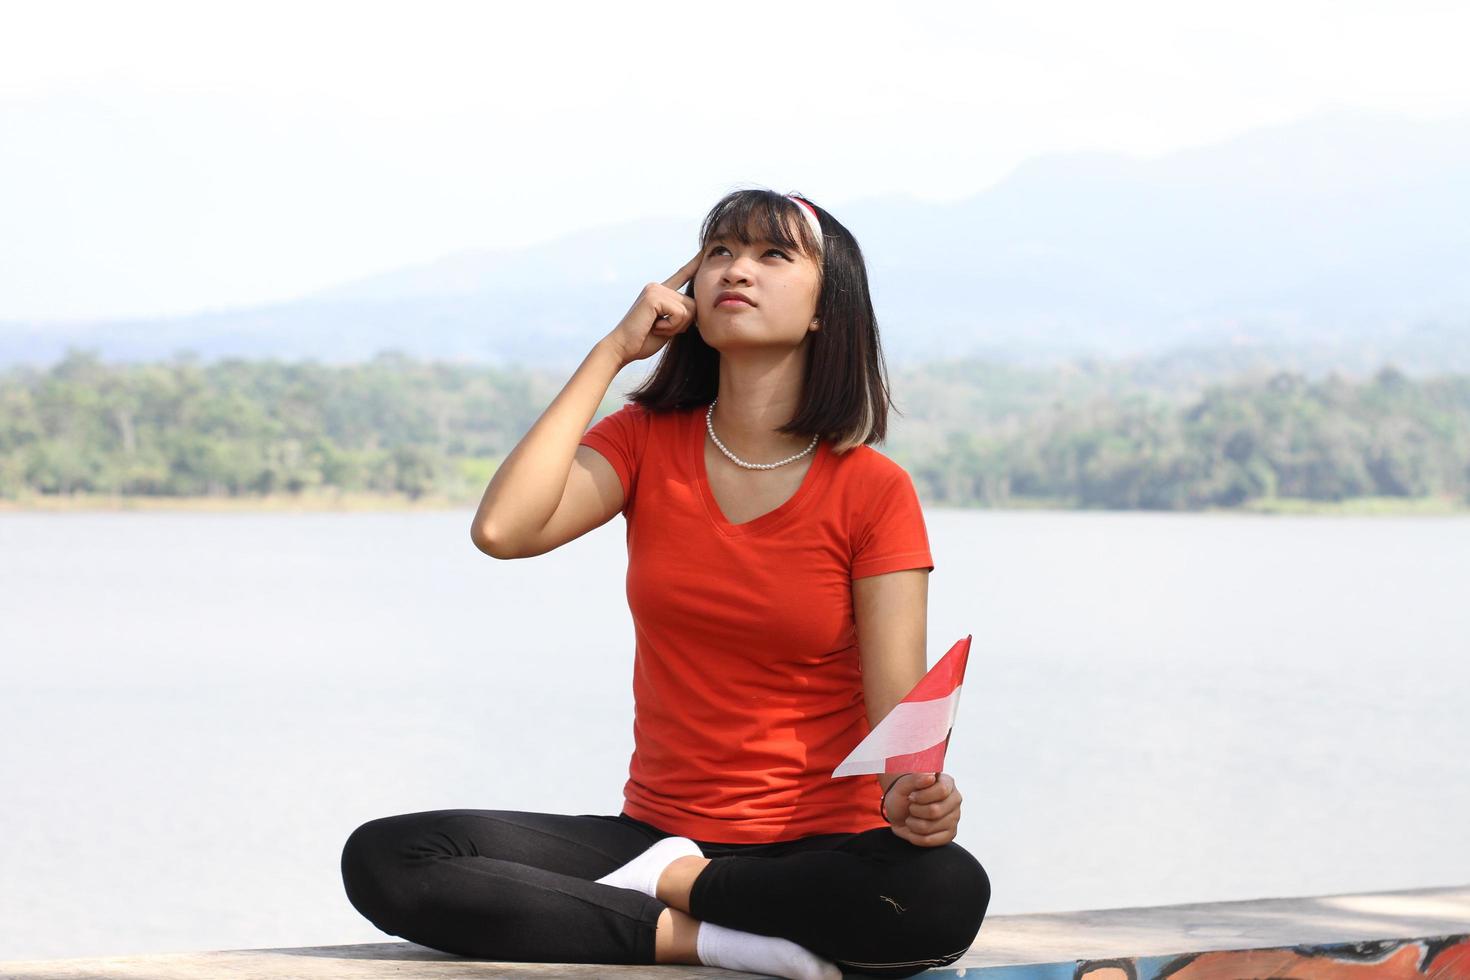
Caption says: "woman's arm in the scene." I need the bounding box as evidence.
[471,251,701,557]
[854,567,964,846]
[470,339,627,556]
[853,567,930,799]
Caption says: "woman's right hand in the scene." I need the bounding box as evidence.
[602,250,702,366]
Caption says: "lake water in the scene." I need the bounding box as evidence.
[1,508,1467,961]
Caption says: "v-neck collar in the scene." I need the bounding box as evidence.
[691,402,830,539]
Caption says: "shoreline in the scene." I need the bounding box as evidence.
[0,491,471,513]
[2,491,1467,516]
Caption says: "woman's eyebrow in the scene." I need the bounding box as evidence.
[708,233,785,246]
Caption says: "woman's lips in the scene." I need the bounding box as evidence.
[716,298,753,308]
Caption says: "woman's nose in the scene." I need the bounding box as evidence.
[721,257,754,284]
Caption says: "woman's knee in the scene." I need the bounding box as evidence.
[902,843,989,947]
[932,843,989,902]
[340,815,419,928]
[930,843,990,945]
[842,843,991,975]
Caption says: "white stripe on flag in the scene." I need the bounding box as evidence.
[832,685,963,777]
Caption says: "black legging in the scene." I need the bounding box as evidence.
[340,808,990,978]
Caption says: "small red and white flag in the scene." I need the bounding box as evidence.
[833,634,973,777]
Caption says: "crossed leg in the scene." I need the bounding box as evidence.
[340,808,670,963]
[340,808,989,978]
[683,827,990,977]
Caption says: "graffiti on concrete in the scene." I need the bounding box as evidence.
[1069,933,1470,978]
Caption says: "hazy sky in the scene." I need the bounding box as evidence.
[3,0,1468,321]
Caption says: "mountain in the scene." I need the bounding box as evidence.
[3,105,1468,375]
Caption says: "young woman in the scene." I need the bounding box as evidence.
[340,189,990,979]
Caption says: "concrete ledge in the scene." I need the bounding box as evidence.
[2,884,1466,978]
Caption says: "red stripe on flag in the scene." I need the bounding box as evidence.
[903,634,972,703]
[885,731,952,773]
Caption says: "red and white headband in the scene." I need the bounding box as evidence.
[787,194,824,255]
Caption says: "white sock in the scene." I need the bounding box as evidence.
[594,835,704,898]
[696,921,843,980]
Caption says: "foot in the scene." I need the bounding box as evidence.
[594,835,704,899]
[695,920,843,980]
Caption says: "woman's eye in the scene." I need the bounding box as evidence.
[706,245,790,260]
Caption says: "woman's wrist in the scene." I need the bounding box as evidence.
[879,776,905,821]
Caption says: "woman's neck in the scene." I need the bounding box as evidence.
[709,374,810,464]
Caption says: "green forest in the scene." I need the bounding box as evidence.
[3,348,1468,510]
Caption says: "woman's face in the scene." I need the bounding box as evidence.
[693,221,822,355]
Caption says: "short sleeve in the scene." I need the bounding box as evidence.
[578,402,650,510]
[851,467,935,580]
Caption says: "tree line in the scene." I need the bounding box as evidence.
[909,367,1470,508]
[2,348,1467,509]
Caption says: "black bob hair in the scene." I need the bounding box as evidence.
[626,187,897,454]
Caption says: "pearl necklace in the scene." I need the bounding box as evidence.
[705,397,820,470]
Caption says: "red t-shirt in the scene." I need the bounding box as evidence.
[579,400,934,843]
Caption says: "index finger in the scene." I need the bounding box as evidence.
[663,249,704,291]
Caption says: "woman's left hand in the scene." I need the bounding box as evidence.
[883,771,962,847]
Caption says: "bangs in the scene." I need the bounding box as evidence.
[700,192,822,261]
